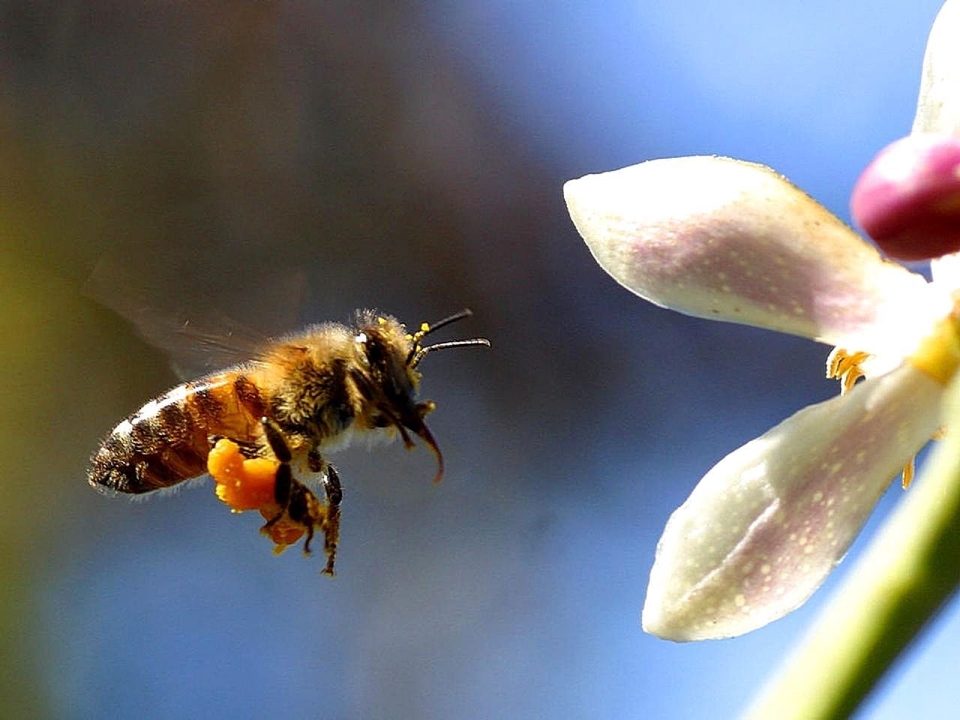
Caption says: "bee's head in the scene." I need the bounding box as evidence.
[354,310,489,482]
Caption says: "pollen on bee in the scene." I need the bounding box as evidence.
[261,514,309,550]
[208,438,280,512]
[207,438,310,549]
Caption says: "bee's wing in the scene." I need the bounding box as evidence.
[143,312,271,379]
[85,257,306,378]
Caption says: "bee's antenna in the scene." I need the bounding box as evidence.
[410,338,490,367]
[411,338,490,367]
[411,309,474,343]
[407,309,489,366]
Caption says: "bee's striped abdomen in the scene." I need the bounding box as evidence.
[88,372,266,494]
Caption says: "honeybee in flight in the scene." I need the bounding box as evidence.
[88,308,489,574]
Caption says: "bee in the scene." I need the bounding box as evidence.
[88,309,490,574]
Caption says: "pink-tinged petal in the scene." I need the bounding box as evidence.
[564,158,932,354]
[931,251,960,287]
[913,0,960,136]
[851,135,960,261]
[642,362,943,641]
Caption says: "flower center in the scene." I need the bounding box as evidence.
[905,308,960,387]
[825,308,960,489]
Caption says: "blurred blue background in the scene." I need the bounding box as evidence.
[2,1,956,718]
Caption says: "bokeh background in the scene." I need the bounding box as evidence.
[1,1,956,718]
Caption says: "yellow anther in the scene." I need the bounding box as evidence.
[826,348,871,395]
[901,456,915,489]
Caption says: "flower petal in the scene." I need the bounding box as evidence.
[642,361,943,641]
[564,157,932,353]
[931,251,960,288]
[913,0,960,135]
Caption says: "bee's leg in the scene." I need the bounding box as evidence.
[321,465,342,575]
[308,447,342,576]
[262,418,337,575]
[286,481,316,555]
[259,417,293,530]
[259,463,293,533]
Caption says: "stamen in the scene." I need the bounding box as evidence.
[828,346,938,490]
[901,456,916,489]
[826,348,871,395]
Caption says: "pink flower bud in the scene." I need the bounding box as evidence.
[851,134,960,261]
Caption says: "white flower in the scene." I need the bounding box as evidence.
[564,156,960,640]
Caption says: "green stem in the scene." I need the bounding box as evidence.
[744,378,960,719]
